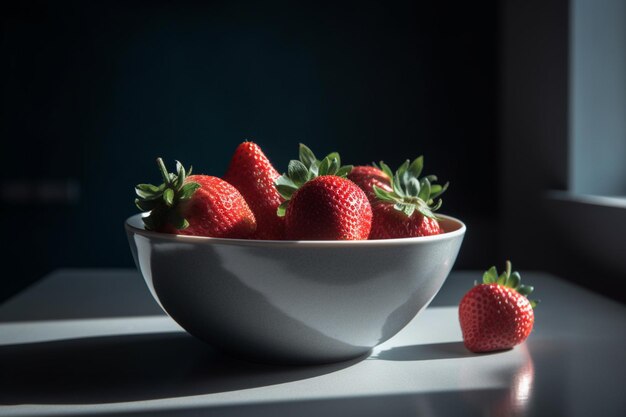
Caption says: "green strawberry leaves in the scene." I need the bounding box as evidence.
[372,157,448,219]
[483,266,498,283]
[507,271,521,289]
[288,160,309,185]
[275,144,353,217]
[163,188,175,207]
[481,261,540,308]
[134,158,200,231]
[299,143,318,169]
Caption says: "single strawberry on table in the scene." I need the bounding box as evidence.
[275,144,372,240]
[459,261,538,353]
[224,141,285,240]
[368,157,448,239]
[134,158,256,238]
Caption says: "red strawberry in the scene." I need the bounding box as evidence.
[275,144,372,240]
[224,142,285,240]
[347,165,392,202]
[370,203,442,238]
[135,158,256,238]
[368,158,448,239]
[285,176,372,240]
[459,261,538,353]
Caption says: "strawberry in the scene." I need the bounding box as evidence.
[347,165,392,202]
[368,158,448,239]
[370,203,443,238]
[459,261,538,353]
[275,144,372,240]
[224,141,285,240]
[134,158,256,238]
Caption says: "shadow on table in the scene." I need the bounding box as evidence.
[0,332,364,405]
[373,342,500,361]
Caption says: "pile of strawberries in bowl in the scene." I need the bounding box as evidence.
[126,142,466,364]
[133,142,450,241]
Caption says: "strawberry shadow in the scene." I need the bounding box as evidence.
[373,341,501,361]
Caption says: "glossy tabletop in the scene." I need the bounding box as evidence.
[0,269,624,417]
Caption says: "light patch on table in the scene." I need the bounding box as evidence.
[0,316,183,346]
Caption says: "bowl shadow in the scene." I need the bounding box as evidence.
[0,331,364,405]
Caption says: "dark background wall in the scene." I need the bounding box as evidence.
[0,1,501,302]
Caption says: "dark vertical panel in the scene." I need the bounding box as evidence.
[499,2,571,268]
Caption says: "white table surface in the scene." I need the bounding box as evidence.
[0,269,624,417]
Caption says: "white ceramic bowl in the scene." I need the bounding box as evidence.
[126,214,465,364]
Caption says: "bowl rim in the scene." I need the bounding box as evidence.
[125,213,465,247]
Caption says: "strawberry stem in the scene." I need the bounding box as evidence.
[135,158,199,231]
[275,144,353,217]
[157,158,171,185]
[480,260,539,309]
[372,157,448,219]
